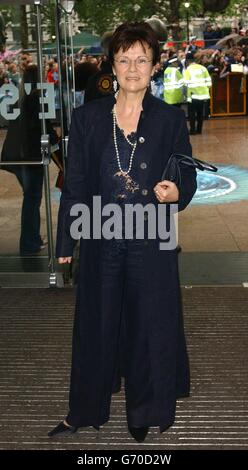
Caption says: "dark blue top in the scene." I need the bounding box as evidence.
[100,123,141,248]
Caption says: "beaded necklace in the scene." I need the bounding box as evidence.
[112,91,138,175]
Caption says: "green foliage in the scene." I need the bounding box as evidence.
[74,0,152,35]
[223,0,248,16]
[179,0,204,20]
[0,1,56,44]
[1,0,248,44]
[74,0,205,34]
[204,0,248,24]
[42,0,56,39]
[0,6,15,25]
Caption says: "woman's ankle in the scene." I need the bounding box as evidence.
[63,419,72,428]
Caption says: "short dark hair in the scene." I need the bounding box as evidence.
[108,22,160,66]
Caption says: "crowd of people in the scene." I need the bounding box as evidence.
[0,22,247,152]
[0,22,248,115]
[152,24,248,94]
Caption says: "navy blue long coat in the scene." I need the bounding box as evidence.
[56,89,197,432]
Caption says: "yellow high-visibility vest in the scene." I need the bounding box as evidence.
[164,67,184,105]
[183,63,212,102]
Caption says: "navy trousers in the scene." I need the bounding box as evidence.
[188,99,204,133]
[98,239,154,427]
[14,166,44,254]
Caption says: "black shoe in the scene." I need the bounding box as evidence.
[128,426,149,442]
[48,420,78,437]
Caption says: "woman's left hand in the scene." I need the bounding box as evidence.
[153,180,179,203]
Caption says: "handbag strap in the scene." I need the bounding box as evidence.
[161,153,218,188]
[171,153,218,173]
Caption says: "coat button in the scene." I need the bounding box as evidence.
[139,136,145,144]
[141,189,148,196]
[140,162,147,169]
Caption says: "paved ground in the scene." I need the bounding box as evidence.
[180,117,248,252]
[0,287,247,450]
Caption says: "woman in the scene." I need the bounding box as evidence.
[49,22,197,442]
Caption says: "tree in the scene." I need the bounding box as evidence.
[20,5,28,49]
[203,0,231,11]
[222,0,248,16]
[0,12,7,49]
[169,1,204,42]
[74,0,151,35]
[0,1,58,48]
[74,0,204,36]
[42,0,56,40]
[1,0,248,47]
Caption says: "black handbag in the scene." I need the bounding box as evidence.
[161,153,218,188]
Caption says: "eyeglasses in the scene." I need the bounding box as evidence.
[114,57,153,68]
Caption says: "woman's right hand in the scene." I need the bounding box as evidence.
[58,257,72,264]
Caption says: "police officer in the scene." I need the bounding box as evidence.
[183,52,212,134]
[163,55,184,107]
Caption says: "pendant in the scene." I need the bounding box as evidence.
[114,171,140,193]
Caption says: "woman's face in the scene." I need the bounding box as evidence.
[112,41,156,94]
